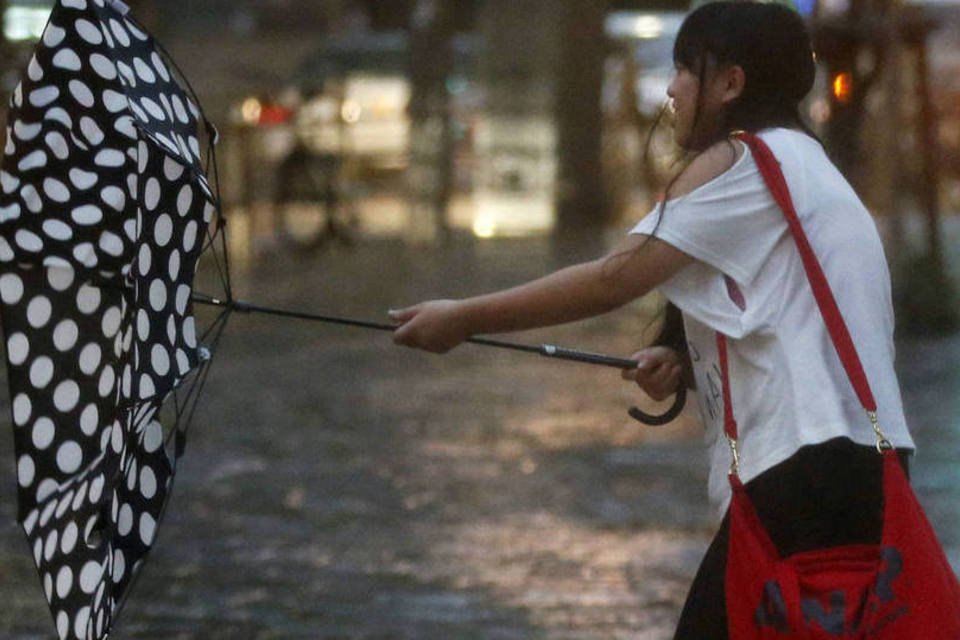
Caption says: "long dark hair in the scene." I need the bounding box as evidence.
[674,1,817,148]
[645,2,817,373]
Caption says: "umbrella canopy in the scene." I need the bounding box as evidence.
[0,1,228,638]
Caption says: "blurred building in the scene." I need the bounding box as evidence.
[114,1,679,246]
[0,1,703,245]
[3,0,959,249]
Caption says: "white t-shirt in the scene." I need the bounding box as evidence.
[630,128,915,518]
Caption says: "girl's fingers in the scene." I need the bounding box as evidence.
[390,307,426,346]
[388,306,419,324]
[646,363,679,401]
[623,350,670,382]
[622,348,684,401]
[654,360,673,379]
[390,300,466,353]
[651,365,684,401]
[622,352,652,379]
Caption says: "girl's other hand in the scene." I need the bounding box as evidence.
[389,300,471,353]
[621,346,684,401]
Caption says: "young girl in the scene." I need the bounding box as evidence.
[391,3,916,637]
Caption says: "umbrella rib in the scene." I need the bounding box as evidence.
[191,294,639,370]
[197,220,231,304]
[206,147,233,300]
[180,311,230,430]
[197,295,232,345]
[166,308,231,452]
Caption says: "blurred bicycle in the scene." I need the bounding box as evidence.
[274,143,359,251]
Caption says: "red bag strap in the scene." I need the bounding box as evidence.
[719,131,890,461]
[716,332,741,474]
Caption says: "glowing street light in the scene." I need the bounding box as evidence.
[832,71,854,104]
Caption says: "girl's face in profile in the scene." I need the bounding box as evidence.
[667,63,701,149]
[667,58,739,150]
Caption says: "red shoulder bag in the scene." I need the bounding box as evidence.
[723,132,960,639]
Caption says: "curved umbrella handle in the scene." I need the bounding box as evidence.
[628,386,687,426]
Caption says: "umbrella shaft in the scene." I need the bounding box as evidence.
[191,295,637,370]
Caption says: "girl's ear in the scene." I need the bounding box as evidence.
[720,65,746,104]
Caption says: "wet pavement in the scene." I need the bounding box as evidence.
[0,231,958,639]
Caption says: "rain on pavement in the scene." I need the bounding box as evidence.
[0,231,957,639]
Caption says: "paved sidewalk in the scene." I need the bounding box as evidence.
[0,232,957,639]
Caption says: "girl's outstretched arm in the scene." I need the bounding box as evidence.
[390,233,693,353]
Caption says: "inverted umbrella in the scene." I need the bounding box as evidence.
[0,1,667,638]
[0,1,230,638]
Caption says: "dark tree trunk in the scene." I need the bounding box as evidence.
[407,0,456,242]
[554,0,609,258]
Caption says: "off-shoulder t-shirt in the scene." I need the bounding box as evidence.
[631,128,914,517]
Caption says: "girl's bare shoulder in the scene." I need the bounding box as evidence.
[668,138,745,200]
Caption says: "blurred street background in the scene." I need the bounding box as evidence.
[0,0,959,638]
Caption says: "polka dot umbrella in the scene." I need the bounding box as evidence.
[0,1,232,638]
[0,1,666,638]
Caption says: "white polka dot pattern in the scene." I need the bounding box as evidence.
[0,1,221,639]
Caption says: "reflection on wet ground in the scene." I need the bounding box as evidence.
[0,236,957,639]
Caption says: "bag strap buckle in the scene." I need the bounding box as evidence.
[868,410,894,453]
[727,434,741,477]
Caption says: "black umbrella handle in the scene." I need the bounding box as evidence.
[466,336,638,369]
[627,386,687,426]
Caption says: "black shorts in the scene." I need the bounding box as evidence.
[673,437,910,640]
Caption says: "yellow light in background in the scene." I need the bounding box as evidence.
[629,15,664,39]
[606,13,666,40]
[371,97,395,119]
[832,72,853,104]
[240,97,262,125]
[472,215,496,239]
[341,100,362,123]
